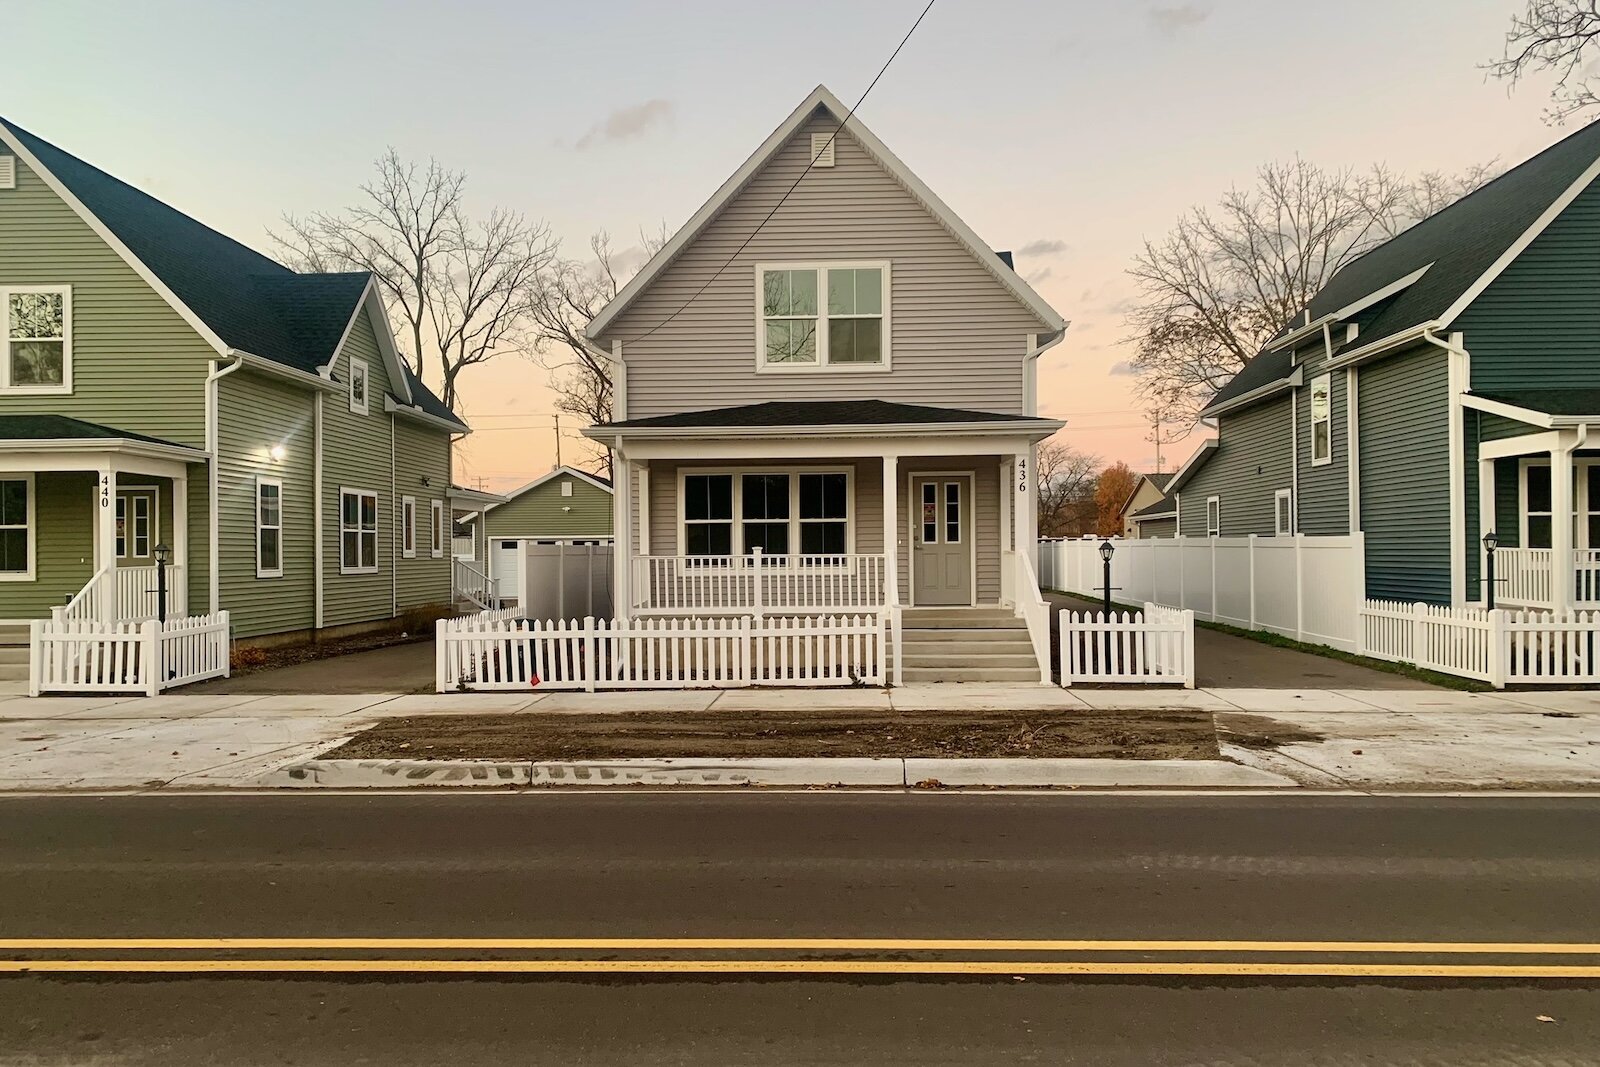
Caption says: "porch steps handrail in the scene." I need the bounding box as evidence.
[52,567,110,624]
[1007,548,1052,683]
[452,557,494,610]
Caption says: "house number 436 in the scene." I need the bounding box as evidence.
[1016,458,1028,494]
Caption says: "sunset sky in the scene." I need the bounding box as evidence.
[2,0,1571,491]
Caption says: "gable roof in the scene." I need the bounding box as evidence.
[485,466,613,512]
[1164,438,1219,495]
[1131,495,1176,520]
[598,398,1057,432]
[1118,472,1173,517]
[0,116,439,417]
[1204,117,1600,415]
[586,85,1065,342]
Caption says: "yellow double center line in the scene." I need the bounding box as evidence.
[4,939,1600,978]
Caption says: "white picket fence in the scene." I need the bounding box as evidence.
[1357,598,1600,686]
[1059,602,1195,687]
[30,611,231,696]
[1038,534,1366,652]
[436,612,886,692]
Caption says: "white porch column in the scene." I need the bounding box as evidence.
[173,471,189,616]
[637,461,651,556]
[96,465,117,624]
[1013,448,1033,571]
[881,452,899,608]
[614,453,633,620]
[1553,443,1575,611]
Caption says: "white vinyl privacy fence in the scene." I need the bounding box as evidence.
[30,612,231,696]
[1059,602,1195,687]
[1039,534,1366,652]
[1358,599,1600,687]
[437,611,885,692]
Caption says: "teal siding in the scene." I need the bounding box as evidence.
[1176,396,1293,536]
[1294,361,1350,535]
[1457,176,1600,392]
[1359,344,1451,602]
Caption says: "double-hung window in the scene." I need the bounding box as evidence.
[758,263,887,370]
[1310,373,1332,466]
[799,473,848,554]
[682,470,852,560]
[1206,496,1221,537]
[684,475,734,556]
[1523,462,1554,549]
[349,358,369,415]
[256,478,283,578]
[401,496,417,559]
[2,286,70,392]
[0,475,34,580]
[742,474,790,556]
[340,489,379,574]
[431,500,445,558]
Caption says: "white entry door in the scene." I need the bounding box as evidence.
[491,539,522,601]
[911,475,972,606]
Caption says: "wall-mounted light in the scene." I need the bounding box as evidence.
[268,444,287,463]
[421,475,432,487]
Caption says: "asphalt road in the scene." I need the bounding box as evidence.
[2,793,1598,1065]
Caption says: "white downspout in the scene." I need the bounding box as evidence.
[205,357,244,614]
[314,392,324,630]
[1423,329,1470,605]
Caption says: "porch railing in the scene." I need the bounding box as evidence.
[453,557,494,610]
[52,564,187,624]
[1495,547,1600,608]
[632,551,886,616]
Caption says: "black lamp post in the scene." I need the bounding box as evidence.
[1098,539,1115,616]
[1482,531,1499,611]
[154,543,171,624]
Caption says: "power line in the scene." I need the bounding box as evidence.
[624,0,938,344]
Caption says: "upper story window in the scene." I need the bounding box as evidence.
[1206,496,1221,537]
[757,262,888,372]
[2,286,70,393]
[349,358,369,415]
[1310,373,1332,466]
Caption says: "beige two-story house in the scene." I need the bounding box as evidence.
[582,86,1067,683]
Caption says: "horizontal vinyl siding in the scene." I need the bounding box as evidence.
[1457,176,1600,393]
[1295,360,1349,536]
[1176,397,1293,537]
[321,309,395,628]
[0,145,210,445]
[216,369,315,638]
[1359,345,1451,603]
[602,115,1045,418]
[484,477,614,540]
[0,472,93,618]
[393,417,452,613]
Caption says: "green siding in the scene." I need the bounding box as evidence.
[0,472,94,618]
[483,474,614,540]
[1457,176,1600,393]
[0,145,212,447]
[1177,396,1293,536]
[1359,344,1451,603]
[216,368,316,638]
[393,416,453,613]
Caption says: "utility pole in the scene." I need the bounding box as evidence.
[554,413,562,469]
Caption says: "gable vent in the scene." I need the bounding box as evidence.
[809,132,836,168]
[0,157,14,190]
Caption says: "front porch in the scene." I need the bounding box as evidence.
[1477,422,1600,611]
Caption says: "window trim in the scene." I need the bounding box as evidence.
[677,465,856,562]
[256,476,284,579]
[1205,495,1221,537]
[430,499,445,559]
[349,358,369,415]
[1309,372,1333,467]
[401,495,417,559]
[1,284,72,395]
[0,473,36,581]
[115,488,159,561]
[1516,458,1600,549]
[1274,488,1293,537]
[754,260,891,374]
[339,487,380,575]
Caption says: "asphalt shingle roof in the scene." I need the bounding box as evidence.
[0,414,195,448]
[1471,388,1600,417]
[1131,496,1176,519]
[602,399,1056,430]
[1207,117,1600,413]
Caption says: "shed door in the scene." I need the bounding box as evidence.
[911,476,972,606]
[492,539,521,600]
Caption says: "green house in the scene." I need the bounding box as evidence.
[0,116,471,647]
[1171,117,1600,613]
[463,466,613,601]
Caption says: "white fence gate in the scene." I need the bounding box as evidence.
[436,611,885,692]
[517,542,615,621]
[1059,603,1195,687]
[1358,598,1600,687]
[30,612,231,696]
[1039,534,1366,652]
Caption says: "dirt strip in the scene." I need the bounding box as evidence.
[321,708,1223,761]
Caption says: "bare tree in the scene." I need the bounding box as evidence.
[272,150,555,410]
[1037,440,1101,538]
[1486,0,1600,123]
[529,228,667,473]
[1094,462,1139,537]
[1125,157,1495,422]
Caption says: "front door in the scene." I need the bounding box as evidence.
[911,475,972,606]
[115,489,158,566]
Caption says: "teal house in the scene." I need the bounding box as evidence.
[1170,118,1600,612]
[0,116,471,652]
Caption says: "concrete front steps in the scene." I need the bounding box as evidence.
[897,607,1043,684]
[0,624,29,684]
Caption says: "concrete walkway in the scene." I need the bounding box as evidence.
[0,685,1596,791]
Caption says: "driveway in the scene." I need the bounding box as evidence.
[1046,594,1440,690]
[189,641,438,695]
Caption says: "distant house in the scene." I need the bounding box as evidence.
[1119,473,1173,537]
[465,466,612,601]
[1171,117,1600,612]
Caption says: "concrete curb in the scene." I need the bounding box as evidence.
[265,756,1299,790]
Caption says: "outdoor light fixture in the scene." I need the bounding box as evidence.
[153,543,171,624]
[268,444,287,463]
[1098,539,1115,616]
[1482,531,1500,610]
[154,543,171,566]
[1098,539,1115,563]
[1482,531,1499,553]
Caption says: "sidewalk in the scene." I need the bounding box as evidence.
[0,686,1595,792]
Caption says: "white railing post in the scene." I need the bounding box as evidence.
[27,619,42,698]
[751,548,764,619]
[583,615,597,693]
[1247,534,1258,631]
[1411,601,1427,671]
[1488,608,1507,689]
[1182,609,1196,689]
[142,619,160,697]
[435,617,448,692]
[1057,609,1071,688]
